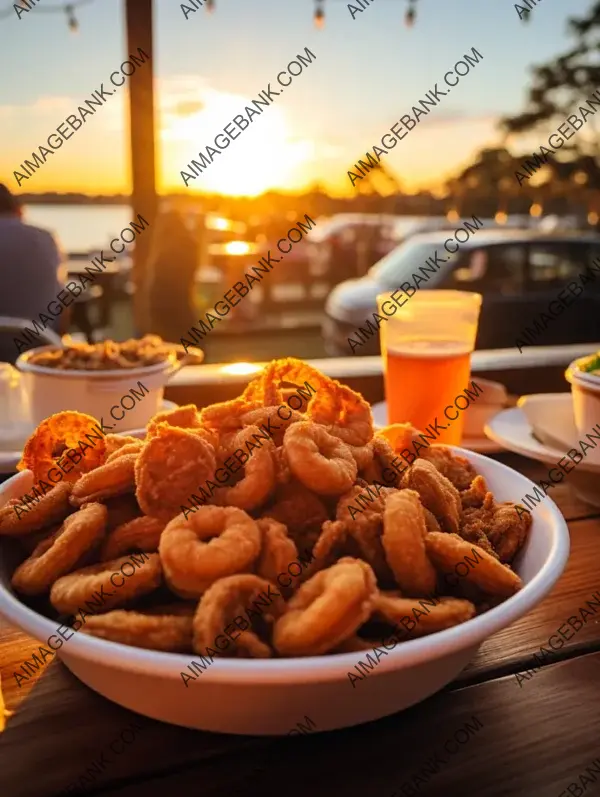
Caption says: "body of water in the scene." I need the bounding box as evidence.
[23,204,135,253]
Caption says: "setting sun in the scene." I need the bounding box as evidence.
[162,88,309,196]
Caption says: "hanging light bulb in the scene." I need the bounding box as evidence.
[405,0,416,27]
[65,4,79,32]
[314,0,325,29]
[205,0,215,13]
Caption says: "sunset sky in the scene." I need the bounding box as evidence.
[0,0,592,197]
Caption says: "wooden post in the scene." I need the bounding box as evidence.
[125,0,157,334]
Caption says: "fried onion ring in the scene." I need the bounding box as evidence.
[100,515,165,561]
[49,552,162,614]
[283,421,357,496]
[212,425,276,511]
[11,502,107,596]
[159,506,261,598]
[0,482,73,537]
[373,592,477,636]
[70,454,138,507]
[18,411,107,483]
[81,609,193,652]
[273,557,377,656]
[193,573,286,658]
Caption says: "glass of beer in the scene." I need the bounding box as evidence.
[377,290,482,445]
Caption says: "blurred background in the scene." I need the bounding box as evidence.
[2,0,600,362]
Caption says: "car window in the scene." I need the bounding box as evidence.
[441,245,525,295]
[527,243,587,288]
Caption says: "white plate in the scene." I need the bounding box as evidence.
[371,401,503,454]
[0,400,178,473]
[485,397,600,507]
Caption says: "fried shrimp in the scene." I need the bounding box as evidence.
[135,424,216,521]
[273,557,378,656]
[402,459,461,534]
[255,518,298,588]
[193,574,286,658]
[11,502,107,596]
[70,453,138,507]
[382,490,437,597]
[284,421,357,496]
[213,425,276,512]
[100,515,165,561]
[373,592,477,636]
[81,610,193,652]
[49,552,162,614]
[425,532,523,598]
[463,501,532,564]
[0,482,73,536]
[159,506,261,598]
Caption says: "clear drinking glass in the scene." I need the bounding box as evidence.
[377,290,482,445]
[0,363,32,451]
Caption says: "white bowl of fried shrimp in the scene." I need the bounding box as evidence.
[0,359,569,735]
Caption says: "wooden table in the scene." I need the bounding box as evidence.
[1,451,599,797]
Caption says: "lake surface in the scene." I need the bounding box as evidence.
[22,204,134,252]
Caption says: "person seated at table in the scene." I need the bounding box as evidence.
[0,184,68,362]
[143,209,199,343]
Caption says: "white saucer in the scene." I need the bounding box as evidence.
[0,400,178,474]
[485,394,600,507]
[371,401,502,454]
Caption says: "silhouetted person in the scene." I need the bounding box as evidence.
[0,184,67,363]
[144,210,199,342]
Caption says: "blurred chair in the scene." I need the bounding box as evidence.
[0,316,62,365]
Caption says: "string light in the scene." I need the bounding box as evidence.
[405,0,417,27]
[314,0,325,29]
[0,0,93,27]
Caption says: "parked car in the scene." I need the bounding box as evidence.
[323,228,600,356]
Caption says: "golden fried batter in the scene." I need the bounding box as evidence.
[425,532,522,598]
[100,515,165,561]
[193,574,285,658]
[382,490,437,597]
[159,506,261,598]
[81,610,193,652]
[463,501,532,564]
[49,552,162,614]
[273,557,378,656]
[265,480,329,553]
[373,592,476,636]
[284,421,357,496]
[135,424,216,521]
[11,502,107,596]
[420,446,477,491]
[70,454,138,507]
[256,518,298,588]
[402,459,461,534]
[0,482,73,537]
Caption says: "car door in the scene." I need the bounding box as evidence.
[437,243,527,349]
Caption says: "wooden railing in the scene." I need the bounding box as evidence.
[164,343,599,407]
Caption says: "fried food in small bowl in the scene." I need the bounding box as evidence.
[16,336,203,432]
[0,358,569,735]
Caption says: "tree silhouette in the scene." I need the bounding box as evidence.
[502,0,600,167]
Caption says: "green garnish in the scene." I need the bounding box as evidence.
[579,353,600,374]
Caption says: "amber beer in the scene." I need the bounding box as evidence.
[384,341,472,445]
[377,290,482,447]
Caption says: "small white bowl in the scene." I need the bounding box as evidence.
[0,451,569,735]
[16,346,181,433]
[565,355,600,465]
